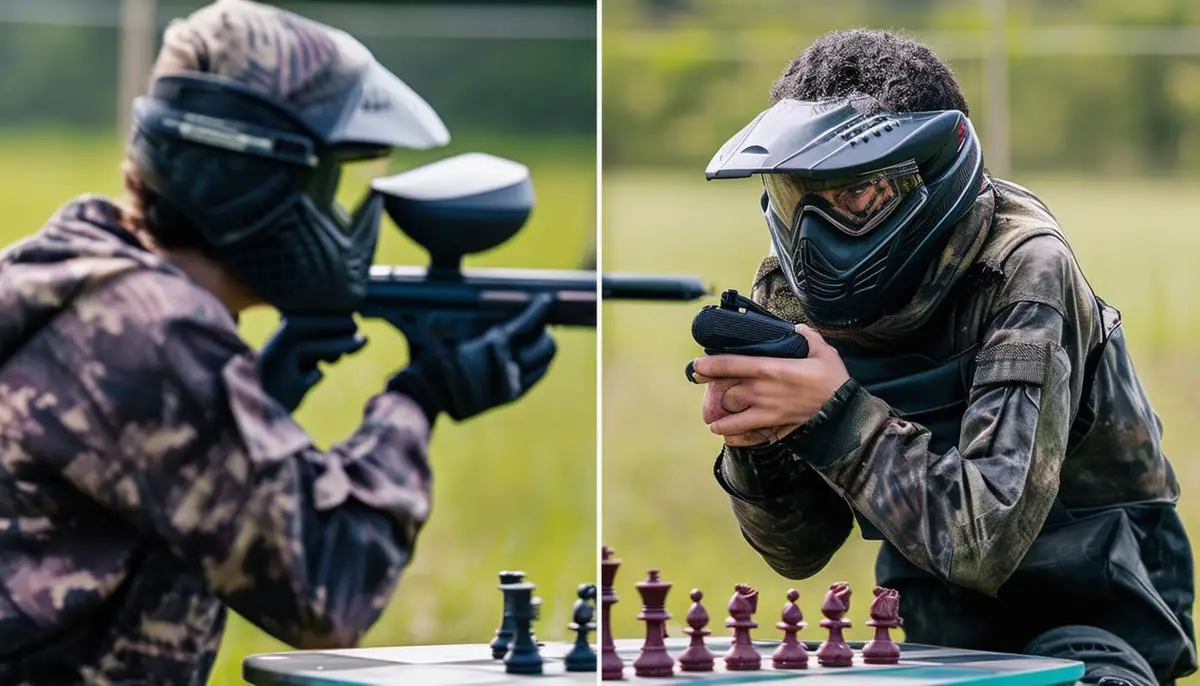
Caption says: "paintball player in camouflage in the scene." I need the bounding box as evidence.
[0,1,558,683]
[689,29,1196,686]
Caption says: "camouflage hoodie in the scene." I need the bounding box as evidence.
[0,196,433,685]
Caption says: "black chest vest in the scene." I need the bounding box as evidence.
[829,338,982,540]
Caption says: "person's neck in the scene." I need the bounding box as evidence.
[162,249,259,313]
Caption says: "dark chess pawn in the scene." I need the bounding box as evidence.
[491,571,525,659]
[633,570,675,677]
[564,583,598,672]
[816,582,854,668]
[503,581,544,675]
[678,589,715,672]
[862,587,903,665]
[723,584,761,671]
[772,589,809,669]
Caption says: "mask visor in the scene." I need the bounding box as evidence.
[763,161,923,237]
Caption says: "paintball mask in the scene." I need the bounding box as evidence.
[127,11,450,313]
[705,98,984,328]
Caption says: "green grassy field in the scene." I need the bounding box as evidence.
[602,170,1200,681]
[0,131,597,685]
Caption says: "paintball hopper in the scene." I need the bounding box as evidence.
[691,289,809,358]
[371,152,534,270]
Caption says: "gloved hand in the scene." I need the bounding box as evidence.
[386,295,558,422]
[259,315,367,412]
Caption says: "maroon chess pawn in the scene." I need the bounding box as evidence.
[723,584,761,671]
[862,587,903,665]
[771,589,808,669]
[816,582,854,667]
[632,570,675,677]
[600,547,624,680]
[678,589,715,672]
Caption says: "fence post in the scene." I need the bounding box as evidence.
[983,0,1010,177]
[117,0,157,144]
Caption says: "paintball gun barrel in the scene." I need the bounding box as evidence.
[362,266,707,329]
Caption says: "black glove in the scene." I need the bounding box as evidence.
[386,295,558,422]
[259,315,367,412]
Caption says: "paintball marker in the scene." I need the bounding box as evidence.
[279,151,708,351]
[690,289,808,358]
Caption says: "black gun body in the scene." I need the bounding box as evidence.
[690,289,810,359]
[361,266,708,328]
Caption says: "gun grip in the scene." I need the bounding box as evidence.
[691,304,809,359]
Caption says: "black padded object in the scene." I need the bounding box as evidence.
[691,289,810,359]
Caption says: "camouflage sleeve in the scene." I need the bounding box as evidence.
[714,443,855,579]
[781,236,1094,597]
[56,276,433,650]
[710,254,855,579]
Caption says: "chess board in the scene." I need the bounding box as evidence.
[607,637,1086,685]
[242,642,596,685]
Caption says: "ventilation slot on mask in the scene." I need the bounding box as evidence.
[852,254,890,293]
[799,243,846,299]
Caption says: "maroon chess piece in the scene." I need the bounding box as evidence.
[600,547,625,680]
[771,589,809,669]
[632,570,675,677]
[678,589,715,672]
[723,584,761,671]
[862,587,903,665]
[816,582,854,667]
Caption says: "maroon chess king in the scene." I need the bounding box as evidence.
[632,570,675,677]
[601,547,624,680]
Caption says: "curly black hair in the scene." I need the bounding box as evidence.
[769,28,969,116]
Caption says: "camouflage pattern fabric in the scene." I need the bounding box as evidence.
[713,178,1194,678]
[0,196,432,684]
[151,0,372,110]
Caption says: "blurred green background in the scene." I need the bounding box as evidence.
[602,0,1200,680]
[0,1,596,684]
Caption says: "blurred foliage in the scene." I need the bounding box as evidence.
[603,0,1200,174]
[0,0,595,136]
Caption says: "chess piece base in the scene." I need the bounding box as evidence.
[678,645,715,672]
[724,647,762,671]
[771,642,809,670]
[815,643,853,667]
[633,648,674,677]
[601,649,625,680]
[725,660,762,671]
[504,650,544,675]
[564,644,598,672]
[862,640,901,665]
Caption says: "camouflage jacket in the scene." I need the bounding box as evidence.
[0,197,433,685]
[714,178,1183,596]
